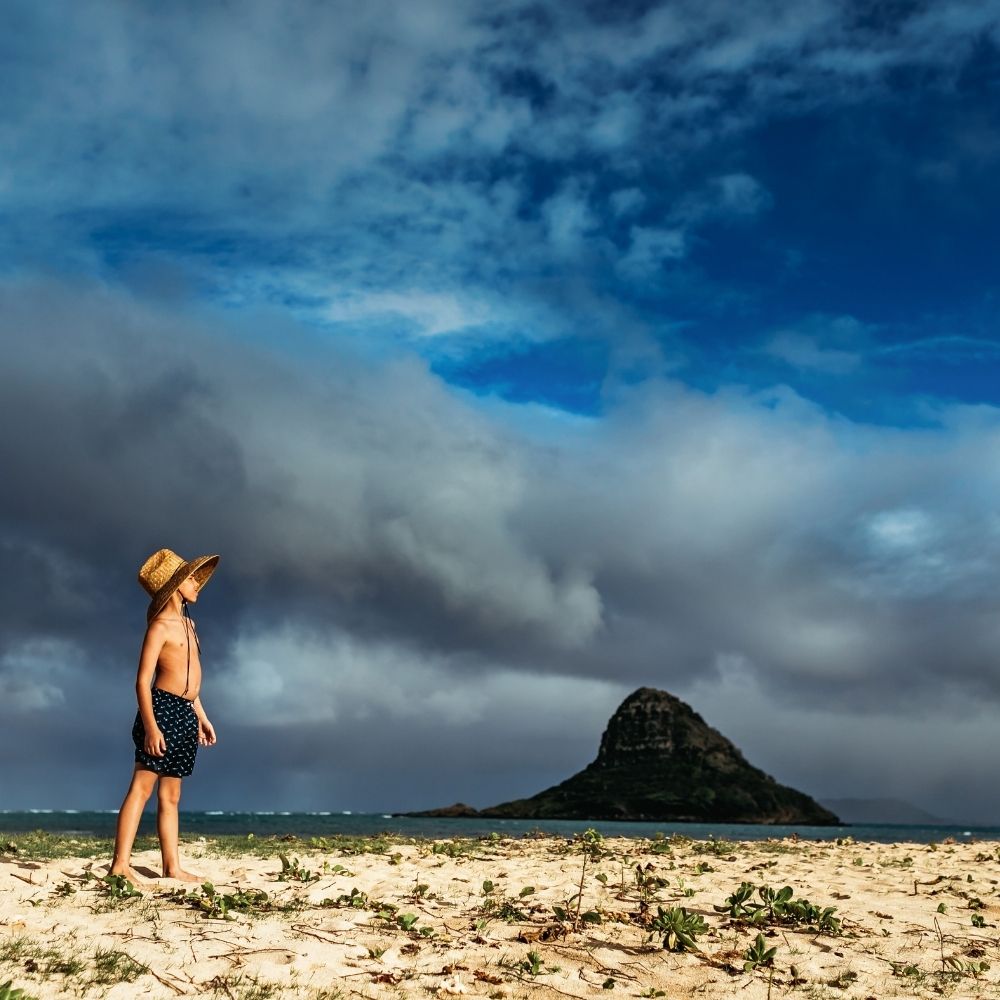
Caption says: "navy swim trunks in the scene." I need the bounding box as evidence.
[133,688,199,777]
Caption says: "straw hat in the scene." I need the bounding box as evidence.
[138,548,219,623]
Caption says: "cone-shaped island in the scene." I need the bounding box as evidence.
[410,687,838,824]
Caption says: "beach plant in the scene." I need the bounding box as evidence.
[633,863,669,906]
[518,950,543,977]
[646,837,674,857]
[480,892,528,924]
[533,839,606,932]
[396,912,419,931]
[971,913,986,928]
[551,900,602,929]
[300,834,396,857]
[176,882,278,920]
[330,887,369,909]
[647,905,706,952]
[208,972,282,999]
[890,962,925,983]
[569,828,606,926]
[715,882,840,935]
[431,838,482,859]
[827,970,858,989]
[373,901,400,925]
[0,983,38,1000]
[695,838,737,858]
[277,853,319,882]
[943,957,991,979]
[742,933,777,973]
[755,839,802,856]
[478,880,536,923]
[321,861,353,876]
[639,990,666,999]
[98,872,143,900]
[408,881,430,900]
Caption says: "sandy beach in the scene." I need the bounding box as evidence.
[3,831,1000,999]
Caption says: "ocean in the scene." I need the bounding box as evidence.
[1,810,997,844]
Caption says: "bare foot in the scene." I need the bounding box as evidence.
[108,865,146,887]
[162,867,202,882]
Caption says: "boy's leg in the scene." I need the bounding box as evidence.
[111,766,158,881]
[157,776,200,881]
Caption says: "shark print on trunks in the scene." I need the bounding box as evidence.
[133,687,199,777]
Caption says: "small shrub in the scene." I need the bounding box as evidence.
[743,933,776,972]
[647,906,706,952]
[99,873,142,900]
[715,882,840,935]
[276,854,318,883]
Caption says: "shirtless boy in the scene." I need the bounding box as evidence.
[110,548,220,883]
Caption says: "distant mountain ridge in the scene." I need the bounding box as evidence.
[411,687,838,825]
[820,798,952,826]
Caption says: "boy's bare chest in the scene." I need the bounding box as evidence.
[158,624,202,666]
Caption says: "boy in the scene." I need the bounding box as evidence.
[110,548,220,883]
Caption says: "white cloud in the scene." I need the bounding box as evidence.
[541,181,599,256]
[866,508,934,551]
[221,625,623,730]
[878,336,1000,364]
[609,187,646,217]
[711,173,772,215]
[587,93,643,150]
[324,290,491,337]
[616,226,687,278]
[765,331,861,374]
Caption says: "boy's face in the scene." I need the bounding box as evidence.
[177,574,201,603]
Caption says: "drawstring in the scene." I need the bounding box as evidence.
[180,599,201,698]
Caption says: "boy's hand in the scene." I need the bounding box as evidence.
[198,719,217,747]
[145,728,167,757]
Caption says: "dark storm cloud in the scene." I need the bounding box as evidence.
[4,278,1000,816]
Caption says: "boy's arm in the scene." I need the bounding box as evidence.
[136,622,168,754]
[192,696,217,746]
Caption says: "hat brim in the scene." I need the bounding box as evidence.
[146,554,219,623]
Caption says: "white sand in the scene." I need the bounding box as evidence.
[3,834,999,998]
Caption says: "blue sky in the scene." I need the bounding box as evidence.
[5,0,999,419]
[3,0,1000,820]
